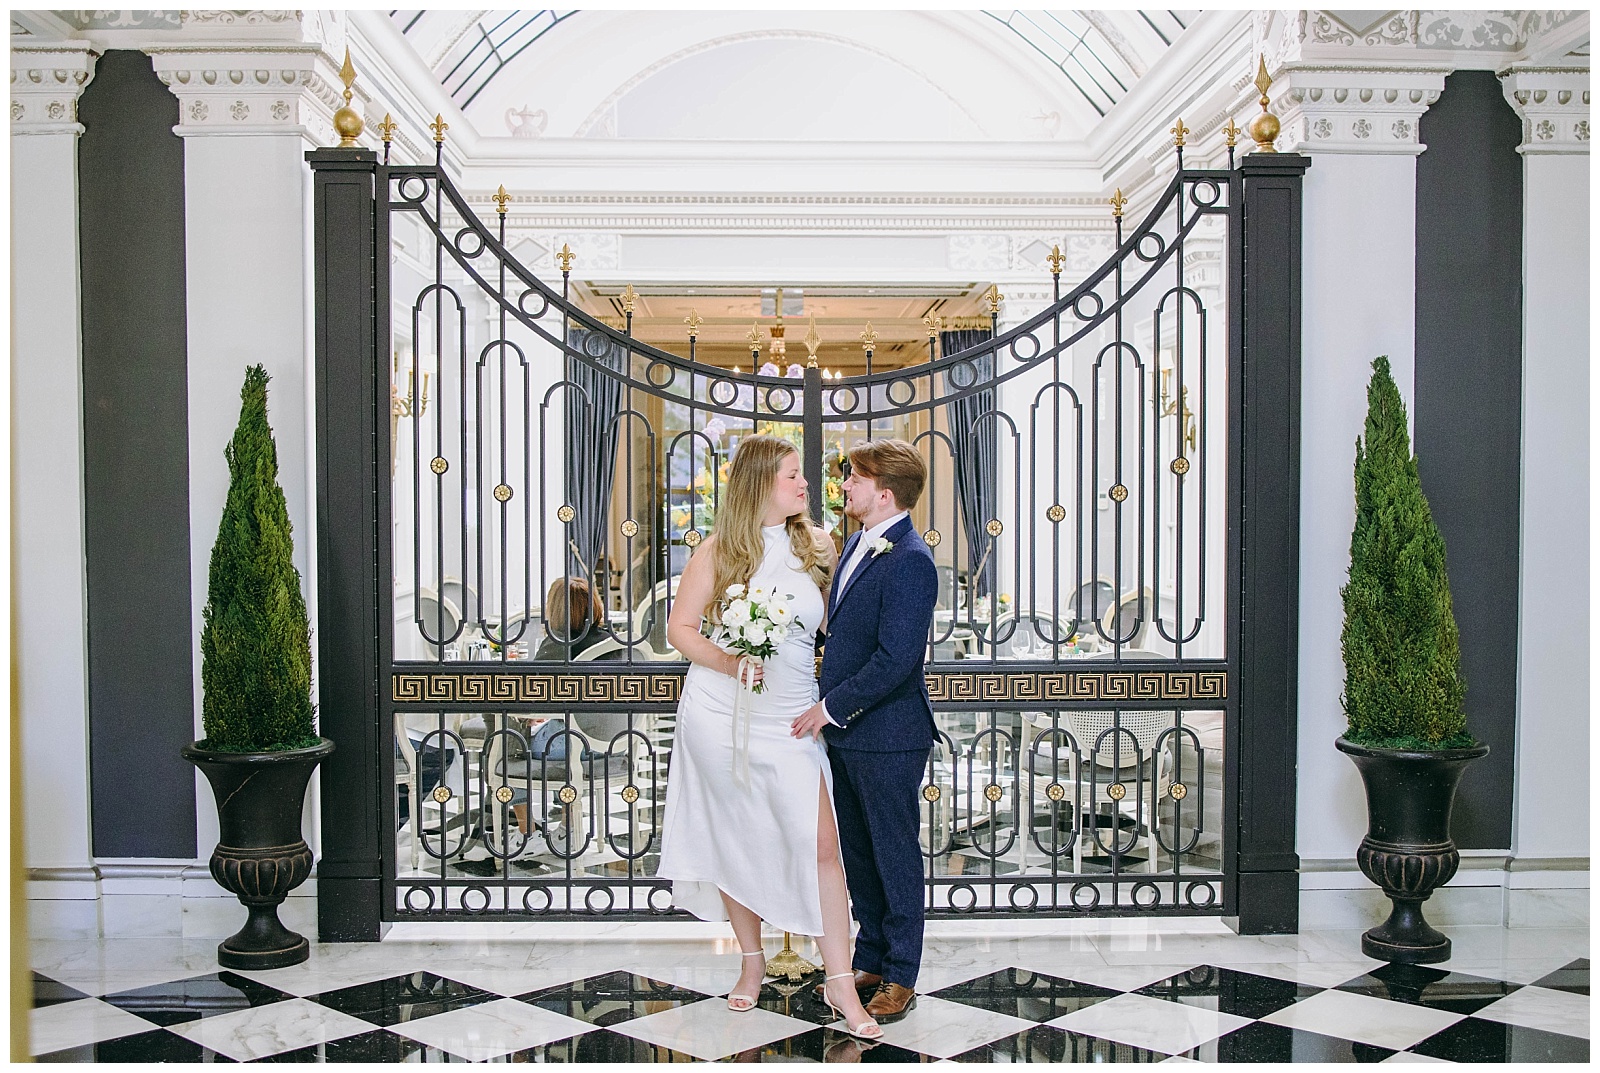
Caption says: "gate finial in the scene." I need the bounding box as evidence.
[860,322,878,354]
[556,244,575,273]
[983,284,1004,316]
[333,49,364,148]
[1109,188,1127,218]
[620,283,637,315]
[1046,244,1065,277]
[1248,55,1280,153]
[492,185,510,215]
[430,113,449,144]
[685,309,702,339]
[803,315,821,368]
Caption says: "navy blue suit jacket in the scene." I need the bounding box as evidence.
[819,515,938,753]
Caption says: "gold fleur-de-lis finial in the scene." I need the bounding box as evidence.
[803,315,821,367]
[333,48,364,147]
[556,243,575,272]
[983,284,1004,315]
[1223,117,1241,148]
[620,283,637,315]
[924,314,943,338]
[684,308,702,338]
[1249,54,1280,153]
[429,113,448,143]
[377,112,397,144]
[1110,188,1128,218]
[1047,244,1065,276]
[1171,116,1189,148]
[746,321,763,351]
[860,322,878,352]
[492,184,510,215]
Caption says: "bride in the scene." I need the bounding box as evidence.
[657,434,882,1039]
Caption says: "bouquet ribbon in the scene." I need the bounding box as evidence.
[731,656,758,789]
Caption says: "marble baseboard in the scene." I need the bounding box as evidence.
[1301,869,1590,930]
[26,898,102,941]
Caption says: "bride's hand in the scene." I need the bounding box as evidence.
[727,654,764,687]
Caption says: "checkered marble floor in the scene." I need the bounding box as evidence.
[29,926,1589,1062]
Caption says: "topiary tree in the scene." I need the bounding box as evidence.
[199,365,318,753]
[1340,356,1474,750]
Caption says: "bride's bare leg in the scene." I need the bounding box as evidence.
[816,777,876,1028]
[719,890,767,1002]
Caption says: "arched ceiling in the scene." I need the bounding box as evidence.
[388,9,1191,142]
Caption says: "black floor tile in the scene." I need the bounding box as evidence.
[34,1027,237,1063]
[1336,963,1521,1016]
[1408,1016,1590,1063]
[1532,958,1590,996]
[515,969,707,1027]
[307,971,499,1027]
[31,972,91,1009]
[747,971,845,1026]
[254,1028,460,1062]
[722,1027,932,1063]
[100,972,294,1027]
[933,967,1120,1022]
[946,1024,1080,1062]
[501,1027,702,1062]
[1208,1021,1397,1063]
[1134,965,1315,1020]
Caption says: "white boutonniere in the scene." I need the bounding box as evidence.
[869,536,895,558]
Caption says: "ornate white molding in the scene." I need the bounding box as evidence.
[1259,10,1589,71]
[145,45,367,147]
[10,44,97,136]
[1500,67,1591,155]
[1272,65,1450,156]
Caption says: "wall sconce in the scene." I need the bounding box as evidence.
[1159,367,1197,453]
[391,349,430,477]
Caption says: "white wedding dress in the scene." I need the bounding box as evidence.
[657,523,832,936]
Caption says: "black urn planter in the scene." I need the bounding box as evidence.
[183,738,335,970]
[1336,737,1488,964]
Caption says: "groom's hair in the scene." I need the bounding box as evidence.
[848,439,926,511]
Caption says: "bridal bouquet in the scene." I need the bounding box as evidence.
[716,583,802,694]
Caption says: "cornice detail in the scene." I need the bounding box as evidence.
[1271,65,1449,156]
[9,44,97,136]
[1500,66,1590,155]
[145,45,367,147]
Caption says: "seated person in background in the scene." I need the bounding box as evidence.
[534,576,619,661]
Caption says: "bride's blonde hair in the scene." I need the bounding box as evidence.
[704,434,831,625]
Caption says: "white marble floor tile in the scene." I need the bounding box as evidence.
[611,997,813,1062]
[31,937,223,979]
[1160,1056,1202,1064]
[1090,930,1337,966]
[1259,989,1463,1051]
[165,997,374,1062]
[29,997,155,1056]
[36,965,224,998]
[1436,958,1575,986]
[390,997,595,1060]
[1436,926,1589,965]
[1022,960,1205,994]
[1472,985,1590,1039]
[230,963,419,998]
[1381,1052,1453,1064]
[615,952,748,996]
[1048,991,1253,1055]
[867,994,1037,1059]
[1211,959,1380,989]
[427,962,619,998]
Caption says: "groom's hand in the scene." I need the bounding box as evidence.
[790,700,832,741]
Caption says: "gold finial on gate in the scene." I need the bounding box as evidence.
[746,321,763,352]
[860,322,878,353]
[1110,188,1127,218]
[377,112,397,145]
[1046,244,1065,276]
[429,112,448,144]
[1248,55,1280,153]
[983,284,1004,316]
[333,48,364,147]
[684,308,702,338]
[1223,116,1241,149]
[620,283,637,315]
[923,314,943,338]
[492,184,510,215]
[556,243,575,272]
[1171,116,1189,148]
[803,315,821,368]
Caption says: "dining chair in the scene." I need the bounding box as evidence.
[1101,586,1155,649]
[1066,577,1116,637]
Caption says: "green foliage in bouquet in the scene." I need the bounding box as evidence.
[1340,356,1474,750]
[198,365,319,753]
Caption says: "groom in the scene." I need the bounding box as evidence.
[792,438,937,1024]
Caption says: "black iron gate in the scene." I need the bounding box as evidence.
[308,134,1309,938]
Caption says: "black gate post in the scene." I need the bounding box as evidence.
[803,365,824,525]
[308,146,388,942]
[1231,151,1310,934]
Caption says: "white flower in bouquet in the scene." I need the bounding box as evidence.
[714,586,804,694]
[768,601,793,627]
[725,583,746,599]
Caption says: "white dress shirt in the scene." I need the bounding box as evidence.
[821,510,909,726]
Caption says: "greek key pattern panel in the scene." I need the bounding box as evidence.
[393,669,1226,704]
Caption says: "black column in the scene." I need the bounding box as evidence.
[308,148,387,942]
[1231,152,1311,934]
[1414,72,1523,850]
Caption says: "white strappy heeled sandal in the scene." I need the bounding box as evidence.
[822,972,884,1040]
[727,950,766,1011]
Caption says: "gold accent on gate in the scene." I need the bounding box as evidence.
[1169,782,1188,800]
[1045,782,1067,802]
[620,518,639,539]
[860,322,878,353]
[1110,188,1128,218]
[1223,117,1241,148]
[1109,484,1129,503]
[432,785,452,803]
[983,783,1004,803]
[1047,504,1066,523]
[923,784,942,803]
[495,786,515,804]
[1106,782,1127,801]
[1170,457,1191,477]
[683,528,702,548]
[621,784,640,804]
[377,112,398,145]
[983,284,1004,316]
[924,314,943,338]
[557,785,577,804]
[923,529,942,548]
[985,518,1003,537]
[492,184,510,215]
[556,504,575,523]
[430,456,449,475]
[1171,116,1189,148]
[1046,244,1065,276]
[803,316,821,368]
[429,112,448,143]
[333,49,364,147]
[1249,55,1280,153]
[620,283,637,315]
[684,309,702,339]
[925,669,1226,702]
[556,243,575,272]
[493,484,513,502]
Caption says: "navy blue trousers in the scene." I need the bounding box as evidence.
[828,746,930,989]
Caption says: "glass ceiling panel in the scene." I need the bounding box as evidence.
[392,10,577,108]
[984,9,1190,116]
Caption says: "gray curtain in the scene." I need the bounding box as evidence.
[941,328,997,596]
[564,329,624,582]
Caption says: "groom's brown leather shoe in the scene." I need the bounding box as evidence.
[864,982,917,1023]
[812,970,881,1000]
